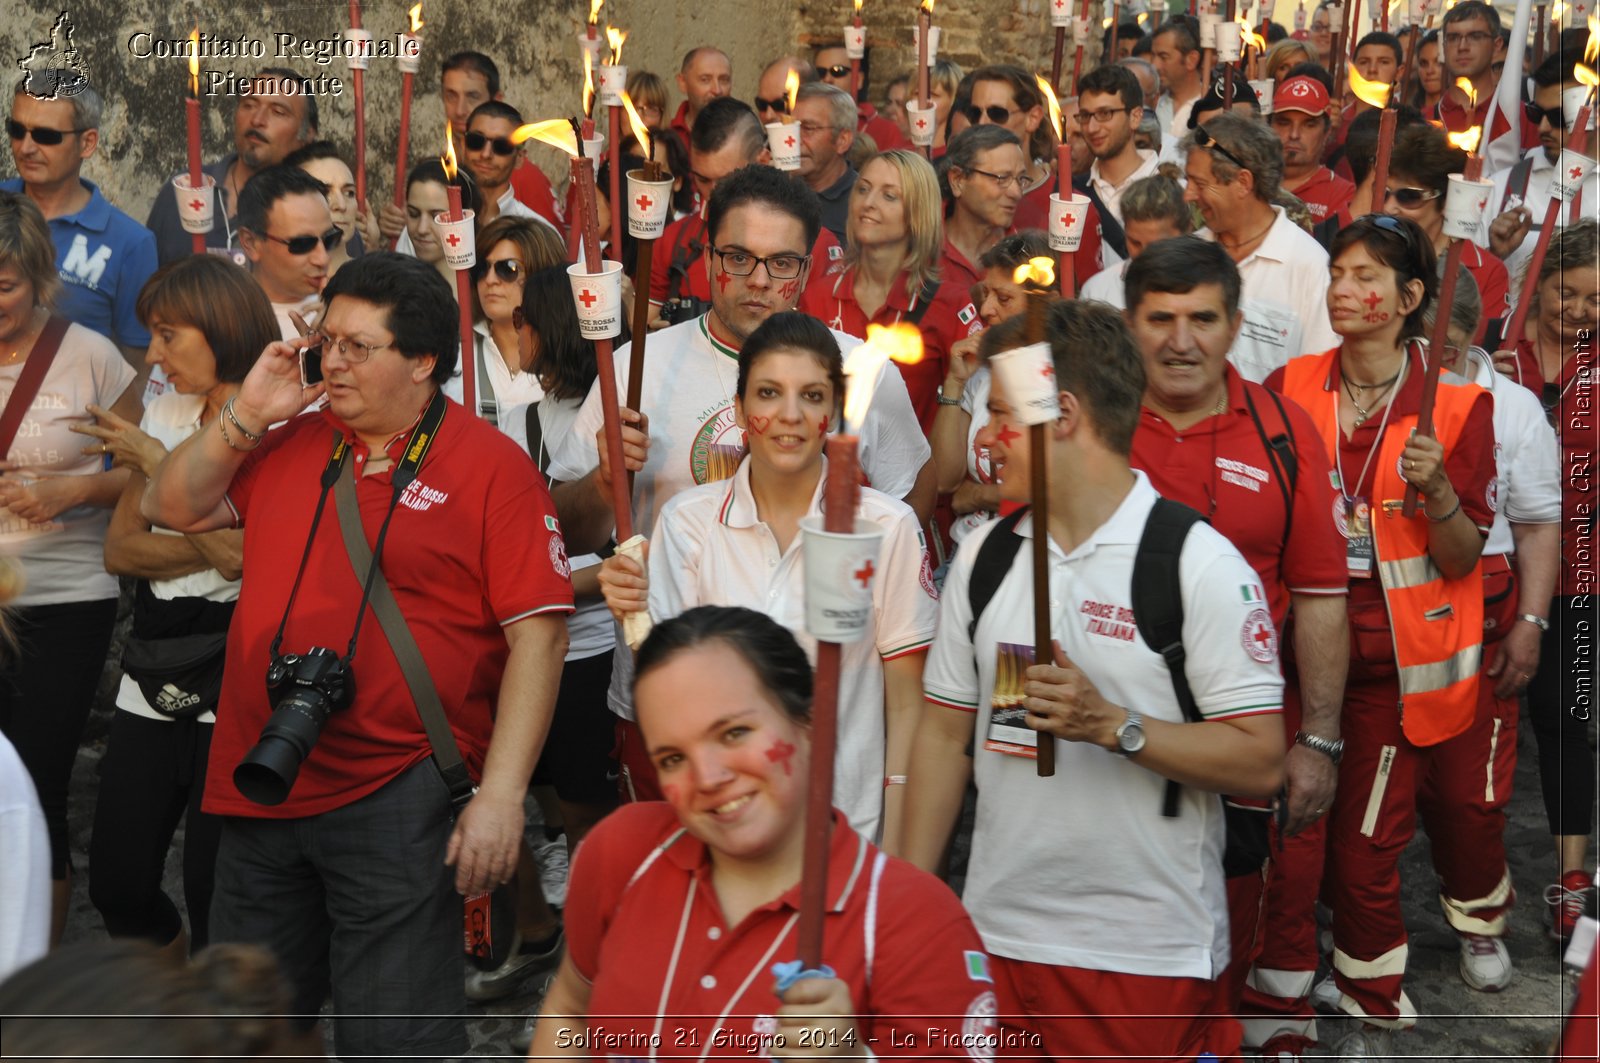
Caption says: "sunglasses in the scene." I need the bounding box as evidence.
[473,258,525,283]
[464,131,517,156]
[753,96,790,114]
[6,119,85,146]
[1193,124,1248,172]
[821,64,852,79]
[257,227,344,255]
[1524,102,1565,127]
[1366,212,1420,252]
[964,104,1017,125]
[1383,186,1441,208]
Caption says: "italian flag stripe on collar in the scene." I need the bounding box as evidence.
[698,314,740,361]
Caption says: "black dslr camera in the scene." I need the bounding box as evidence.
[659,295,711,326]
[233,649,355,806]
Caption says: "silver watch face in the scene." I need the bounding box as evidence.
[1118,720,1146,754]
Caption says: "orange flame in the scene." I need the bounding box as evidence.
[784,68,801,114]
[1240,19,1267,52]
[1013,257,1057,288]
[619,90,651,154]
[188,27,199,96]
[1455,76,1477,109]
[583,49,595,117]
[920,0,935,12]
[1348,62,1392,108]
[587,0,604,25]
[407,3,423,32]
[843,323,924,431]
[1586,12,1599,65]
[511,119,580,157]
[605,26,626,65]
[1034,74,1065,140]
[1578,64,1599,89]
[854,0,863,11]
[441,122,458,179]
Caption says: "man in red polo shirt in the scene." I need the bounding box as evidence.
[1436,1,1535,149]
[1271,76,1355,225]
[142,253,572,1060]
[669,46,733,152]
[813,42,910,151]
[1123,238,1350,1060]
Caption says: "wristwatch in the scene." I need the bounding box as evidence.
[1295,730,1345,766]
[1114,710,1147,758]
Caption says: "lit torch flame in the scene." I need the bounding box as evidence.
[1240,20,1267,52]
[588,0,604,25]
[784,68,801,116]
[408,3,423,32]
[920,0,935,13]
[1034,74,1065,140]
[606,25,627,65]
[854,0,863,12]
[619,90,651,156]
[842,323,924,432]
[1103,16,1113,28]
[1013,257,1057,289]
[441,122,458,179]
[1585,12,1599,69]
[1578,63,1599,89]
[583,49,595,117]
[1348,62,1392,108]
[1444,76,1482,152]
[188,27,199,96]
[511,119,581,157]
[1138,11,1149,24]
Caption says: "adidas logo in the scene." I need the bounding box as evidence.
[156,683,201,715]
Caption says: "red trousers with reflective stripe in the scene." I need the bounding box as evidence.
[991,956,1241,1061]
[1417,558,1518,935]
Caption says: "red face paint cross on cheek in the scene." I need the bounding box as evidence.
[764,739,797,775]
[818,415,829,435]
[715,270,734,292]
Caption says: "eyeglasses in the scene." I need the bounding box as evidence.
[753,96,790,114]
[1077,105,1130,126]
[6,119,85,146]
[708,245,810,279]
[1192,125,1248,172]
[1366,212,1420,253]
[798,121,836,137]
[256,227,344,255]
[964,104,1017,125]
[473,258,525,283]
[965,166,1027,190]
[1443,30,1495,46]
[311,329,394,364]
[821,64,852,79]
[1525,101,1565,127]
[1383,186,1441,208]
[464,131,517,156]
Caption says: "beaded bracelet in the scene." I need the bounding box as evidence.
[1425,498,1461,524]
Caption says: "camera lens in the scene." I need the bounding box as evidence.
[234,688,334,805]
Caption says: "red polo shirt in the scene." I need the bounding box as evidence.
[567,802,996,1059]
[669,100,695,153]
[857,103,910,151]
[1131,369,1348,630]
[1286,166,1356,223]
[1437,89,1536,153]
[800,263,984,430]
[204,400,574,818]
[1461,240,1510,340]
[1556,341,1597,598]
[648,211,842,307]
[510,158,564,232]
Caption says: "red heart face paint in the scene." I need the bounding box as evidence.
[747,414,772,435]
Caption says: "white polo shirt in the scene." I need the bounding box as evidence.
[1199,206,1339,383]
[648,457,938,840]
[1462,351,1562,557]
[1089,149,1162,269]
[1489,148,1599,303]
[922,471,1283,979]
[1079,261,1127,309]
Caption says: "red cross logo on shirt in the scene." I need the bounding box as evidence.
[1362,290,1382,310]
[578,288,598,308]
[995,423,1022,447]
[853,559,876,587]
[1253,623,1273,651]
[635,193,654,213]
[188,198,205,212]
[445,232,462,248]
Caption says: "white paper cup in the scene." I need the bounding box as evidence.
[577,32,606,63]
[1294,5,1306,29]
[1072,15,1092,41]
[1442,174,1494,241]
[1563,86,1598,133]
[1199,12,1221,48]
[988,342,1060,426]
[1250,78,1275,114]
[616,534,654,650]
[598,64,626,108]
[583,135,605,161]
[432,209,477,270]
[765,121,802,170]
[1047,192,1091,253]
[906,101,937,146]
[344,28,374,70]
[397,32,421,73]
[1214,21,1242,61]
[1552,149,1597,203]
[800,516,887,643]
[172,174,216,234]
[566,260,625,340]
[625,169,674,238]
[914,24,941,63]
[1049,0,1074,28]
[844,25,866,58]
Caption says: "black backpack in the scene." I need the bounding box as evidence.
[966,497,1279,878]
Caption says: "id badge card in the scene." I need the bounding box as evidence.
[985,642,1039,758]
[1343,495,1374,577]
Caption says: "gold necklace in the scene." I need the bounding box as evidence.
[1342,361,1405,427]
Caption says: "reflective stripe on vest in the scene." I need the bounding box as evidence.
[1279,349,1483,747]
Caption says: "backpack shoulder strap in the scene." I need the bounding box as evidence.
[1130,497,1205,818]
[1075,176,1127,260]
[1504,155,1536,210]
[1241,383,1298,541]
[900,277,943,328]
[966,507,1028,642]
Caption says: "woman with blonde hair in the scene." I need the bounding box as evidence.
[1265,38,1314,83]
[800,150,980,429]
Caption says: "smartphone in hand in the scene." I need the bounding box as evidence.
[300,341,324,387]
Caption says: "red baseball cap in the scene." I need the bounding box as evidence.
[1274,76,1331,116]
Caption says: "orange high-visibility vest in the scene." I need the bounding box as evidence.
[1279,349,1483,747]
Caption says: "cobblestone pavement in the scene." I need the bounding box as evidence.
[58,674,1593,1061]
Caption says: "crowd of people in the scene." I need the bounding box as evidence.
[0,2,1596,1059]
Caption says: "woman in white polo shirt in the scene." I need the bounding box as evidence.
[599,312,938,847]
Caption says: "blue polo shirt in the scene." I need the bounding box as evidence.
[2,178,157,348]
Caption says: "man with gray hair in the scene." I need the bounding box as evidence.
[5,80,156,362]
[792,82,858,243]
[1181,113,1336,382]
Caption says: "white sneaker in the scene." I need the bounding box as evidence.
[533,835,570,909]
[1331,1024,1392,1062]
[1309,973,1343,1013]
[1458,933,1513,992]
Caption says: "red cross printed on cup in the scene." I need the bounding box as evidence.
[445,232,462,248]
[578,288,599,309]
[1571,166,1586,180]
[916,117,928,129]
[1041,364,1056,379]
[1055,0,1067,8]
[1476,196,1488,212]
[188,198,205,212]
[635,193,654,213]
[784,134,796,148]
[853,559,876,588]
[1060,211,1077,229]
